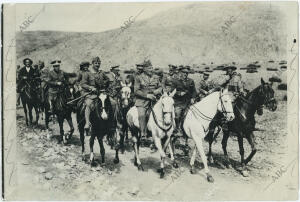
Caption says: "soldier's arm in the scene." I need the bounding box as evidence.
[80,72,93,91]
[134,77,148,99]
[47,72,58,87]
[63,71,77,78]
[190,80,197,98]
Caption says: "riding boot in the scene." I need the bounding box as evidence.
[84,106,91,130]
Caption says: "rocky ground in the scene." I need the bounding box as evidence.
[10,98,297,200]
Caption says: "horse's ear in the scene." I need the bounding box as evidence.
[121,81,126,87]
[261,78,265,85]
[222,87,228,94]
[169,89,177,97]
[127,82,132,87]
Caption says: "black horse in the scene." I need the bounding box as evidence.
[19,79,40,126]
[206,78,277,176]
[76,90,119,166]
[52,83,75,144]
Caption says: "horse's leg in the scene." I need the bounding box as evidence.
[34,104,39,125]
[98,135,105,164]
[244,132,257,165]
[221,131,231,168]
[77,114,86,161]
[168,140,178,168]
[191,129,214,182]
[89,131,96,166]
[28,104,33,125]
[190,146,197,174]
[153,134,166,178]
[57,116,64,144]
[21,98,29,126]
[114,130,120,164]
[120,127,126,154]
[66,114,74,139]
[207,129,215,165]
[237,135,248,176]
[132,128,143,171]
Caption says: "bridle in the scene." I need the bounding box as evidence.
[189,91,233,121]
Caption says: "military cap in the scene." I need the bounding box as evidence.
[154,68,163,74]
[203,72,210,76]
[92,56,101,63]
[142,60,152,68]
[80,61,90,70]
[50,60,61,67]
[110,65,120,71]
[224,66,237,71]
[23,58,33,65]
[179,66,189,73]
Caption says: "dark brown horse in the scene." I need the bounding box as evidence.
[206,78,277,176]
[19,79,40,126]
[76,91,119,166]
[51,83,75,144]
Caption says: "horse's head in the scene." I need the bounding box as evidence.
[120,81,132,107]
[259,78,277,112]
[218,88,235,121]
[160,89,176,126]
[98,91,109,120]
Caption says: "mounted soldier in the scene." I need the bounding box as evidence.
[17,58,39,95]
[173,66,197,131]
[107,65,124,109]
[80,56,110,130]
[162,64,178,94]
[134,60,162,138]
[198,72,211,100]
[47,60,77,114]
[153,67,164,83]
[39,61,49,104]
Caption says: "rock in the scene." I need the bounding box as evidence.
[128,186,139,196]
[54,162,65,169]
[45,173,53,180]
[38,167,46,173]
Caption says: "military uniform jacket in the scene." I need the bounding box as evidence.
[106,72,125,98]
[47,70,76,94]
[80,70,109,95]
[198,79,211,97]
[174,78,197,105]
[162,74,177,94]
[134,73,162,108]
[215,73,244,93]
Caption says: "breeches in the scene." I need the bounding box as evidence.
[137,107,147,135]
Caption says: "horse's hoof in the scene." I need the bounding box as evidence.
[63,136,68,145]
[82,155,86,161]
[207,156,214,165]
[172,161,179,168]
[241,170,249,177]
[190,166,196,174]
[207,174,214,183]
[138,164,144,171]
[113,158,119,164]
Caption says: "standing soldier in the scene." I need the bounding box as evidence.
[134,60,162,138]
[80,57,110,130]
[47,60,77,114]
[107,65,123,108]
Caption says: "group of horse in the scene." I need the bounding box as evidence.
[19,76,277,182]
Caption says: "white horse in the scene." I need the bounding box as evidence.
[127,89,177,177]
[183,88,234,182]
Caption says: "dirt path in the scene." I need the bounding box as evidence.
[10,101,297,200]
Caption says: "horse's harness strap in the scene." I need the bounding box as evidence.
[150,107,173,133]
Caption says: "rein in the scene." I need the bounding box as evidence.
[150,107,173,133]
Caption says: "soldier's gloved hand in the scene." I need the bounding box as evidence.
[56,81,62,86]
[90,87,97,92]
[146,94,156,101]
[190,98,195,104]
[180,92,186,96]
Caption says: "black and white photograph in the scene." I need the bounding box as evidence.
[2,1,298,200]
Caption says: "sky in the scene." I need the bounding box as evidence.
[15,2,192,32]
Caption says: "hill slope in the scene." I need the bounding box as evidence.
[16,2,287,71]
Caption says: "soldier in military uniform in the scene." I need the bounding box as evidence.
[39,61,50,104]
[107,65,123,107]
[198,72,211,100]
[153,67,164,82]
[47,60,77,114]
[80,57,110,130]
[216,66,246,98]
[174,66,197,128]
[134,60,162,138]
[162,65,178,94]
